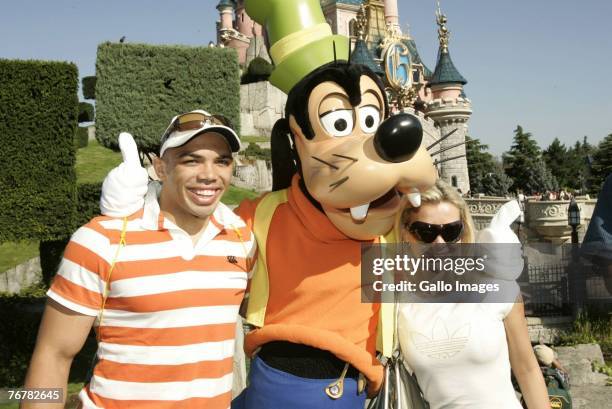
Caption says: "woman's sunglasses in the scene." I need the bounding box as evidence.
[407,220,464,243]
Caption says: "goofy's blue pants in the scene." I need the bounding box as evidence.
[232,357,366,409]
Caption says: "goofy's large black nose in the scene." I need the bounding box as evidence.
[373,113,423,163]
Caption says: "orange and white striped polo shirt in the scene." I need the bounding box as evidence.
[47,188,256,409]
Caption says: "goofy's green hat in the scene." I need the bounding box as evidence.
[245,0,350,94]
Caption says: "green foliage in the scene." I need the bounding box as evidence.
[558,310,612,352]
[0,296,44,386]
[95,42,241,154]
[242,57,273,84]
[82,76,96,100]
[466,136,511,196]
[0,293,98,388]
[78,101,95,123]
[38,183,101,286]
[481,161,513,196]
[543,138,570,188]
[589,133,612,193]
[243,142,271,162]
[75,126,89,149]
[39,239,70,287]
[0,59,79,243]
[503,126,558,194]
[75,183,103,227]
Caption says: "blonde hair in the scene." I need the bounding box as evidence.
[396,179,476,243]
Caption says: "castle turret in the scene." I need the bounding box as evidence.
[425,6,472,194]
[216,0,235,43]
[383,0,399,28]
[350,5,383,75]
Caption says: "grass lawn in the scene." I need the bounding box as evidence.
[240,135,269,144]
[222,186,261,205]
[75,139,123,184]
[0,241,38,274]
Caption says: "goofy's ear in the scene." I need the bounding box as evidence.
[271,118,297,191]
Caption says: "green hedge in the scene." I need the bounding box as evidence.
[82,76,96,99]
[39,182,101,288]
[0,59,79,243]
[75,126,89,149]
[78,101,95,123]
[0,296,44,386]
[75,182,102,227]
[242,57,273,84]
[0,295,98,387]
[95,42,241,154]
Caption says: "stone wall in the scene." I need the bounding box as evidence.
[0,257,42,294]
[240,81,286,138]
[233,159,272,192]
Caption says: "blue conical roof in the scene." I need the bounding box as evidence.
[216,0,235,11]
[351,38,383,75]
[429,50,467,86]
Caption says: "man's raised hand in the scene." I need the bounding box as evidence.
[99,132,150,217]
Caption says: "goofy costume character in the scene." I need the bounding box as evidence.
[98,1,438,407]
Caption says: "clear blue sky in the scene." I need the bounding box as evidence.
[1,0,610,155]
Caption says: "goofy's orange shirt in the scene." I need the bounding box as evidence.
[235,175,383,390]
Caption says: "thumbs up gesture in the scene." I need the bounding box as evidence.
[99,132,149,217]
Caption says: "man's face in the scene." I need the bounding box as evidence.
[154,132,233,222]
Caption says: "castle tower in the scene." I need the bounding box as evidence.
[424,6,471,194]
[383,0,399,28]
[216,0,234,43]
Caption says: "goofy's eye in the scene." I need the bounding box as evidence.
[320,109,354,137]
[359,106,381,134]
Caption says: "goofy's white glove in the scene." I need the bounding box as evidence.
[99,133,150,217]
[476,200,524,280]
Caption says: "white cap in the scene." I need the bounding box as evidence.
[159,109,241,157]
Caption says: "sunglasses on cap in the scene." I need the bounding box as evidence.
[160,111,232,146]
[407,220,464,243]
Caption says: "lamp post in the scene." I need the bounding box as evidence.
[516,198,525,240]
[568,198,581,244]
[567,197,583,317]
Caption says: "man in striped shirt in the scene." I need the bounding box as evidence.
[23,110,256,409]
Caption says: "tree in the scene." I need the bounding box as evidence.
[466,136,512,195]
[243,142,271,162]
[563,136,598,192]
[503,125,557,194]
[589,133,612,193]
[481,160,513,196]
[543,138,569,187]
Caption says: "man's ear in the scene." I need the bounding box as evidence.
[153,156,168,182]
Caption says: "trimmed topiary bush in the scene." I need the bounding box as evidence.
[95,42,241,154]
[75,126,89,149]
[0,59,79,243]
[242,57,273,84]
[78,101,95,123]
[75,182,102,228]
[82,76,96,99]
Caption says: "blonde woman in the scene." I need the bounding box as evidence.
[395,180,550,409]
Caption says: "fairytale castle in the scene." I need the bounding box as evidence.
[216,0,471,194]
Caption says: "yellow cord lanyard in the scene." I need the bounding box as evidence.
[97,217,128,343]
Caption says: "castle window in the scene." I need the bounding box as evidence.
[451,176,458,187]
[349,19,356,37]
